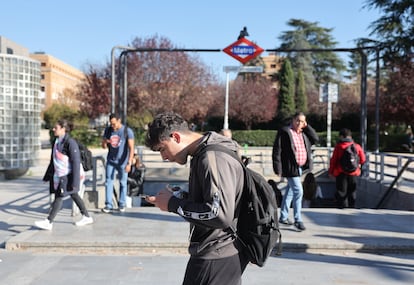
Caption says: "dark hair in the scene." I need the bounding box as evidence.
[339,128,352,138]
[293,111,305,119]
[145,112,190,150]
[286,111,305,126]
[109,113,121,120]
[56,119,73,133]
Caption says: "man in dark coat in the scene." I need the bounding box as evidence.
[272,112,319,231]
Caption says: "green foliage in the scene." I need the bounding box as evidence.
[279,19,345,84]
[125,111,154,145]
[295,69,307,113]
[43,103,78,129]
[43,103,101,147]
[278,58,295,121]
[227,129,407,153]
[363,0,414,62]
[71,128,102,147]
[232,130,277,147]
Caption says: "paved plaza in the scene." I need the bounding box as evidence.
[0,148,413,284]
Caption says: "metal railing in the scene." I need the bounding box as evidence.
[375,157,414,208]
[88,147,414,204]
[135,146,331,175]
[85,156,106,192]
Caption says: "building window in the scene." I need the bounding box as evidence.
[6,48,13,54]
[41,62,46,67]
[41,74,45,80]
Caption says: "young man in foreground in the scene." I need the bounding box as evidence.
[145,112,249,285]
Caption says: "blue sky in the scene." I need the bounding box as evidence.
[1,0,381,78]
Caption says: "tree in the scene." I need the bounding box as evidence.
[43,103,81,145]
[363,0,414,63]
[126,35,219,122]
[43,103,80,127]
[380,59,414,124]
[277,58,295,122]
[295,69,307,113]
[57,88,80,110]
[358,0,414,127]
[230,75,277,130]
[278,19,346,86]
[77,64,111,118]
[77,35,220,123]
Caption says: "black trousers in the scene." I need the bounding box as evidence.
[335,173,357,208]
[48,192,89,222]
[182,253,249,285]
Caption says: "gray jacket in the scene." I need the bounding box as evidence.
[167,132,244,259]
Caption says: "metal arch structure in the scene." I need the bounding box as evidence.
[111,45,381,152]
[111,46,137,115]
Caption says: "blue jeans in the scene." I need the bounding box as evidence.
[280,168,303,223]
[105,162,128,208]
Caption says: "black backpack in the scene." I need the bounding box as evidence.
[77,141,93,171]
[200,144,282,267]
[63,139,93,171]
[340,143,359,173]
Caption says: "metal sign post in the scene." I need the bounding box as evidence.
[319,83,338,149]
[222,66,264,131]
[223,66,240,130]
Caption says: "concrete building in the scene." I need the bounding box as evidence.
[0,36,85,175]
[0,36,41,172]
[30,52,85,110]
[261,53,282,88]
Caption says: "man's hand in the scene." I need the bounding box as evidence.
[101,139,110,149]
[146,188,173,211]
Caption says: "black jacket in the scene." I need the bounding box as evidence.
[272,125,319,177]
[43,134,82,195]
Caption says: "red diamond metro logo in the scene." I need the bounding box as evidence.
[223,38,264,64]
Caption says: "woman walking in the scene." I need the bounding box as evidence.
[35,119,93,230]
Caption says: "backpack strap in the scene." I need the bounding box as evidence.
[197,144,246,236]
[200,144,242,165]
[124,124,128,140]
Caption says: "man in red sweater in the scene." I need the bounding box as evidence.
[329,128,366,208]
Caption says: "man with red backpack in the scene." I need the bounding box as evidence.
[329,128,366,208]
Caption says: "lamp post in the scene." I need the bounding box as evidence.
[222,66,240,131]
[111,45,136,115]
[222,66,264,131]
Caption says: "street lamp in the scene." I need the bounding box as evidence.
[222,65,264,131]
[222,66,240,131]
[111,45,136,115]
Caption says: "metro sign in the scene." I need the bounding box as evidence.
[223,38,264,64]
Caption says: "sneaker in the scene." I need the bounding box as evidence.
[118,206,126,212]
[75,215,93,226]
[279,219,293,225]
[34,219,53,230]
[101,206,112,213]
[294,221,306,231]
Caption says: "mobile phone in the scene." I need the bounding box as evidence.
[140,194,149,199]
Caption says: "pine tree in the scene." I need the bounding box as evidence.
[295,69,307,113]
[278,58,295,122]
